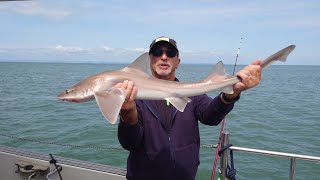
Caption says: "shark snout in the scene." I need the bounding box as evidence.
[57,93,67,101]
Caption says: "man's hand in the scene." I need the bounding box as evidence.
[114,80,138,125]
[225,60,262,100]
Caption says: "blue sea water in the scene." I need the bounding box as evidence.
[0,62,319,179]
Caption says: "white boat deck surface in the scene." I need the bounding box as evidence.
[0,145,126,180]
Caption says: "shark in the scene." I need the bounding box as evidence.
[57,45,296,124]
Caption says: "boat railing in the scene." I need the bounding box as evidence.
[218,132,320,180]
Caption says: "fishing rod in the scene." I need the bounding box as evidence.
[232,36,243,75]
[210,35,243,180]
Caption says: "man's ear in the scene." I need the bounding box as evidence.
[176,58,181,69]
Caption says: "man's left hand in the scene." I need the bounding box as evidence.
[225,60,262,100]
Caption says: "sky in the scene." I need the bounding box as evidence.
[0,0,319,65]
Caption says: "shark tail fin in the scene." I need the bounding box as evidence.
[204,61,234,94]
[261,45,296,69]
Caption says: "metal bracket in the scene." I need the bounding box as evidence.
[15,160,50,179]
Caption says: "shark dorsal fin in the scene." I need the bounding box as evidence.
[204,61,234,94]
[204,61,229,81]
[210,61,226,76]
[122,52,152,77]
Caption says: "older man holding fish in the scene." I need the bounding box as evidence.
[58,33,295,179]
[58,35,295,179]
[117,36,261,180]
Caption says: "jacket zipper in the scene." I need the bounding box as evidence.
[169,110,178,168]
[168,133,175,168]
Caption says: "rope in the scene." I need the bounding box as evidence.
[227,150,236,180]
[218,144,232,156]
[210,117,226,180]
[218,144,237,180]
[200,144,218,148]
[49,154,63,180]
[0,133,217,150]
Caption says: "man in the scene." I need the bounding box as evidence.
[117,36,261,180]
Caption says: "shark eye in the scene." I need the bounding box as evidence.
[65,89,70,94]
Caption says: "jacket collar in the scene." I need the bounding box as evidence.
[143,100,160,120]
[142,100,178,127]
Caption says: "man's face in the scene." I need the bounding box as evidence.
[149,43,180,81]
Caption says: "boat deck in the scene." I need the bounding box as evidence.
[0,145,126,180]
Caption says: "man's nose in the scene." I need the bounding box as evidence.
[161,51,168,60]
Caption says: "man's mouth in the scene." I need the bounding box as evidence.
[159,63,170,69]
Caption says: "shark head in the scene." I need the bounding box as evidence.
[57,85,94,103]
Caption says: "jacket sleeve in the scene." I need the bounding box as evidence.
[194,94,236,126]
[117,105,144,151]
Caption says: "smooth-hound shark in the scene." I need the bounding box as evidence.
[58,45,296,124]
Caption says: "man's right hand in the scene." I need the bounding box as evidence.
[114,80,138,125]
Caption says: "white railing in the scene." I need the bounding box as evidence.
[218,132,320,180]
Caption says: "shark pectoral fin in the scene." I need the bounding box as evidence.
[94,88,127,124]
[221,85,234,94]
[166,97,192,112]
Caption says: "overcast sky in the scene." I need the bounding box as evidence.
[1,0,319,65]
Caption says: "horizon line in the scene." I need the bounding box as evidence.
[0,60,318,66]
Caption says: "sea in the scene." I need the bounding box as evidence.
[0,62,319,180]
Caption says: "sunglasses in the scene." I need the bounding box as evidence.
[151,48,178,58]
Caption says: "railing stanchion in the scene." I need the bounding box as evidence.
[289,157,295,180]
[219,132,229,180]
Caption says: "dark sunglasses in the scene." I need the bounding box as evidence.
[151,48,178,58]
